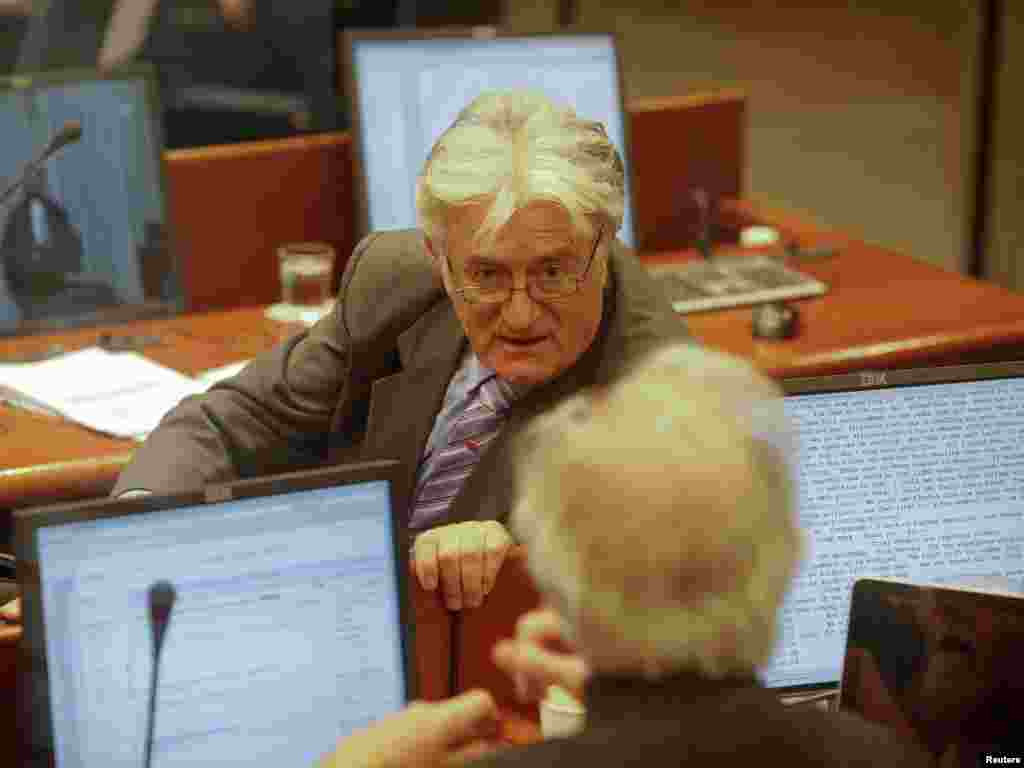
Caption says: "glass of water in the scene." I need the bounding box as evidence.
[277,242,335,309]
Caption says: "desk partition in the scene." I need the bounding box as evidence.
[162,91,746,312]
[455,548,541,715]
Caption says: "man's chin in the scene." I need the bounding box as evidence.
[490,357,556,387]
[496,366,551,387]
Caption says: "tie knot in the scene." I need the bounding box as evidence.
[480,375,513,414]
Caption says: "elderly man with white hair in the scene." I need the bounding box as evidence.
[319,343,934,768]
[110,90,691,611]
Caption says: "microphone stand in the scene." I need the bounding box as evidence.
[145,581,176,768]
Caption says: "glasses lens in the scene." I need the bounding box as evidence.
[463,279,580,303]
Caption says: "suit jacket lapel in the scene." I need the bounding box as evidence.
[359,301,466,521]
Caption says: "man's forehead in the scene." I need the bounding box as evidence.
[446,202,582,255]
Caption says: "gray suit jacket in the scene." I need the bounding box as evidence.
[112,230,691,536]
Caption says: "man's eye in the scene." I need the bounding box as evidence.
[544,264,564,278]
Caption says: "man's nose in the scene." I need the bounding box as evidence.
[501,278,541,328]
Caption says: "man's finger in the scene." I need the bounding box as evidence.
[414,536,440,591]
[0,598,21,621]
[492,638,588,702]
[437,533,463,611]
[445,738,504,766]
[480,525,510,597]
[430,689,499,750]
[459,529,485,609]
[515,607,578,652]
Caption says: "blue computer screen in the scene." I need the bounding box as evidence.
[762,376,1024,689]
[36,480,405,767]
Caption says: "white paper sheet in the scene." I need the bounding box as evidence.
[0,347,206,439]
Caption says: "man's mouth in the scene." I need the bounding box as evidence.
[499,335,546,349]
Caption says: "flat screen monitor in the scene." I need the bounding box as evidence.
[760,361,1024,691]
[0,64,184,336]
[345,30,636,248]
[15,462,413,767]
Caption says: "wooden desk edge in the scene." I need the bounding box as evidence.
[758,325,1024,379]
[0,453,132,509]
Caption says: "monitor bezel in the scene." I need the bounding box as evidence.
[782,360,1024,397]
[0,62,186,338]
[763,358,1024,694]
[341,27,638,250]
[14,459,414,765]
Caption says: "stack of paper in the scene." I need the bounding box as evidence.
[0,347,207,440]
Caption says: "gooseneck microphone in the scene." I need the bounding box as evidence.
[44,120,83,155]
[144,580,177,768]
[0,119,84,206]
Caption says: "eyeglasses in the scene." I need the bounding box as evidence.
[446,227,603,305]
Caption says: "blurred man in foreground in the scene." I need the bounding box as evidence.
[318,343,933,768]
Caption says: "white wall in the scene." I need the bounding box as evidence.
[508,0,981,272]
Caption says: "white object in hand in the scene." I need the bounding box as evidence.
[540,685,585,739]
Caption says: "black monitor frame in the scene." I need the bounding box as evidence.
[14,459,413,767]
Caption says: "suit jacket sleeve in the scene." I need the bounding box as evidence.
[112,232,431,495]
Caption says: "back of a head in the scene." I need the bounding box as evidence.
[512,343,802,680]
[416,90,625,250]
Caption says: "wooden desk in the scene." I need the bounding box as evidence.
[0,307,300,510]
[646,217,1024,378]
[455,549,541,718]
[8,225,1024,512]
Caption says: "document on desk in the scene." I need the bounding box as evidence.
[0,347,206,439]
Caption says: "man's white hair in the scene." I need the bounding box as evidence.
[511,343,802,679]
[416,90,625,251]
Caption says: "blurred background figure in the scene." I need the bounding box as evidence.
[3,0,505,148]
[9,0,341,147]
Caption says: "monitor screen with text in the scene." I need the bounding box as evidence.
[36,480,406,768]
[761,369,1024,689]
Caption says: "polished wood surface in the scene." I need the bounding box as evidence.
[455,548,541,719]
[162,92,746,313]
[0,307,302,510]
[7,226,1024,512]
[165,133,356,313]
[630,90,745,252]
[650,200,1024,378]
[407,563,453,703]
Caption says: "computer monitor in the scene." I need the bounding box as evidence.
[841,578,1024,766]
[344,29,636,247]
[759,360,1024,692]
[0,65,184,336]
[15,461,413,767]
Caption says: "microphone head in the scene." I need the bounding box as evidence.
[48,120,83,153]
[148,580,177,625]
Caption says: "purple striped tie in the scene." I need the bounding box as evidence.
[409,375,512,530]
